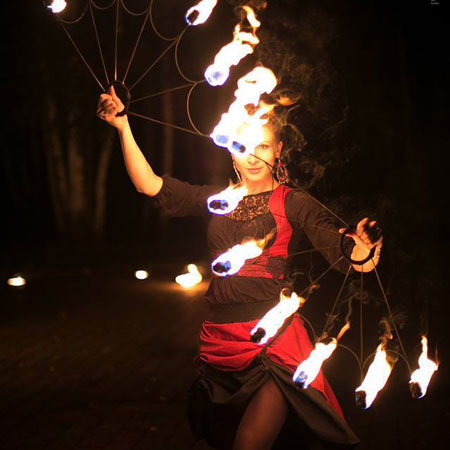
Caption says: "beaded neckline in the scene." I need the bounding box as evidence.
[226,190,273,222]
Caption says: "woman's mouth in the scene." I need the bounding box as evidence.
[247,167,263,175]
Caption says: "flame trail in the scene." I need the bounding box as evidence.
[251,289,306,344]
[207,184,248,215]
[210,66,277,157]
[185,0,218,26]
[47,0,67,13]
[205,6,261,86]
[175,264,202,288]
[211,232,273,277]
[409,336,438,399]
[355,344,394,409]
[293,323,350,389]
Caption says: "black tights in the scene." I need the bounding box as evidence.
[232,377,289,450]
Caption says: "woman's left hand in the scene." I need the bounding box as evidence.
[339,218,383,253]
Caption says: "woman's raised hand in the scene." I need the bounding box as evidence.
[339,218,383,252]
[96,85,128,130]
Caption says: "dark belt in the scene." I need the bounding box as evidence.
[205,299,280,324]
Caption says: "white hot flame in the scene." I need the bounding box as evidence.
[211,238,266,277]
[175,264,202,288]
[205,6,261,86]
[47,0,67,14]
[251,290,305,344]
[207,184,248,215]
[355,344,393,409]
[292,339,337,389]
[210,66,277,157]
[185,0,218,26]
[409,336,438,399]
[7,276,27,287]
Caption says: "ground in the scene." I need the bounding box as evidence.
[0,268,448,450]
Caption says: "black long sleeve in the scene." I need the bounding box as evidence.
[285,190,354,274]
[151,175,221,217]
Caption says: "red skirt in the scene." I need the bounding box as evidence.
[197,314,345,420]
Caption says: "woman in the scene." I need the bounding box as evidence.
[97,87,382,450]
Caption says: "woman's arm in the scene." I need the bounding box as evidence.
[97,86,162,196]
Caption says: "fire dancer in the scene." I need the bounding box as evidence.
[97,86,382,449]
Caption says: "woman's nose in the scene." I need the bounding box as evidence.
[247,153,258,165]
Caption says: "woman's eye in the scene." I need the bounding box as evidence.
[256,144,269,150]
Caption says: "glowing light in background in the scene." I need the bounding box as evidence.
[251,290,305,344]
[185,0,218,26]
[355,344,394,409]
[409,336,438,399]
[205,6,261,86]
[211,235,271,277]
[47,0,67,14]
[207,184,248,215]
[210,66,277,157]
[7,276,27,287]
[175,264,202,288]
[135,270,149,280]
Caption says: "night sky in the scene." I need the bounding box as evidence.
[2,0,449,447]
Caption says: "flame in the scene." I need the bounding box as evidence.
[211,233,272,277]
[175,264,203,288]
[185,0,218,26]
[409,336,438,399]
[7,276,26,287]
[47,0,67,13]
[293,339,337,389]
[251,289,306,344]
[355,344,394,409]
[205,6,261,86]
[210,66,277,157]
[292,322,349,388]
[207,184,248,215]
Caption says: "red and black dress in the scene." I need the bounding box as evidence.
[152,175,359,449]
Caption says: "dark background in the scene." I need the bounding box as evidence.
[1,0,449,448]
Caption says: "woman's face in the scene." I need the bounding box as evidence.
[233,124,282,185]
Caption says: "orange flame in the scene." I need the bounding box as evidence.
[355,344,393,409]
[211,66,277,157]
[409,336,438,399]
[293,339,337,388]
[211,233,273,277]
[185,0,218,26]
[207,184,248,215]
[175,264,202,288]
[251,289,306,344]
[205,6,261,86]
[292,322,349,388]
[47,0,67,13]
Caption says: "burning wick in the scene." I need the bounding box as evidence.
[185,0,218,26]
[47,0,67,13]
[205,6,261,86]
[355,344,394,409]
[211,234,272,277]
[135,270,149,280]
[7,276,26,287]
[250,290,305,344]
[293,323,350,389]
[210,66,277,158]
[293,339,337,389]
[207,185,248,215]
[409,336,438,399]
[175,264,202,288]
